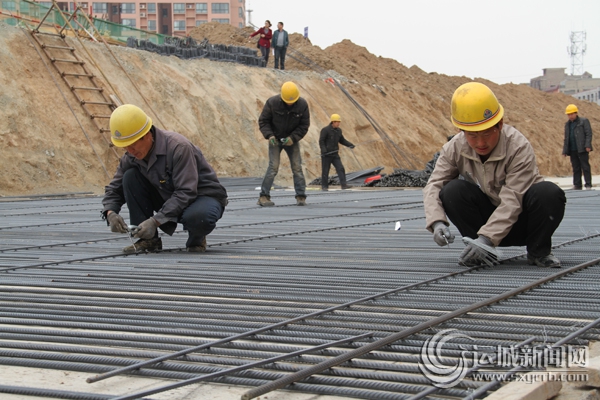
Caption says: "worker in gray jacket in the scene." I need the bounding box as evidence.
[102,104,227,253]
[319,114,355,190]
[562,104,593,190]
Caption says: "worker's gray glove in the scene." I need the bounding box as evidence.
[133,217,158,240]
[432,221,455,246]
[282,137,294,146]
[459,235,497,266]
[269,136,277,146]
[349,145,356,149]
[107,212,128,233]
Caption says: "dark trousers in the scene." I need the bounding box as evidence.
[439,179,566,258]
[122,168,224,248]
[274,46,287,69]
[260,46,269,67]
[569,151,592,187]
[321,155,347,188]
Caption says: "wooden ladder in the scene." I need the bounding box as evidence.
[30,1,119,157]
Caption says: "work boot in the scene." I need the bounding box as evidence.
[123,237,162,254]
[321,186,328,191]
[341,184,354,189]
[571,185,583,190]
[187,237,207,253]
[585,185,593,190]
[527,253,561,268]
[296,196,307,206]
[257,195,274,206]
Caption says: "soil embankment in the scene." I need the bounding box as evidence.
[1,20,598,196]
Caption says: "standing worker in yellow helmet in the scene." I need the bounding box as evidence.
[101,104,228,253]
[562,104,593,190]
[257,81,310,206]
[423,82,566,268]
[319,114,355,191]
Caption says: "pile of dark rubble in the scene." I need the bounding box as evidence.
[308,176,342,186]
[126,36,265,66]
[310,152,441,188]
[369,169,429,187]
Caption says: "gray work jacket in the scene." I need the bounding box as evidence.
[102,127,227,232]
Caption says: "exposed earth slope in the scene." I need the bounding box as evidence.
[1,20,599,196]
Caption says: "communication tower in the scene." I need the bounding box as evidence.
[567,31,587,76]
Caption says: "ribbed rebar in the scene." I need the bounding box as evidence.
[0,188,598,400]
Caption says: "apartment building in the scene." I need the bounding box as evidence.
[39,0,245,36]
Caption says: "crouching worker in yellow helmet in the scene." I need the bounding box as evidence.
[423,82,566,268]
[101,104,228,254]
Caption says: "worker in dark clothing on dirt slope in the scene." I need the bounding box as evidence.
[102,104,228,254]
[319,113,355,190]
[423,82,566,268]
[257,81,310,207]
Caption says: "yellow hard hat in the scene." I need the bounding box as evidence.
[110,104,153,148]
[281,81,300,104]
[565,104,578,114]
[451,82,504,132]
[330,114,341,122]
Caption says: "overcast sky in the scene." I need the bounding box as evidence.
[246,0,600,85]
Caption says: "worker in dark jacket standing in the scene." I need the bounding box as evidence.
[319,114,355,190]
[102,104,227,254]
[258,81,310,206]
[562,104,593,190]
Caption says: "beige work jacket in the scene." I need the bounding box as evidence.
[423,125,544,245]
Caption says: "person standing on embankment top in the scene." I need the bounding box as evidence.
[272,22,289,70]
[249,20,272,67]
[562,104,593,190]
[423,82,566,268]
[257,81,310,207]
[319,113,355,191]
[101,104,227,254]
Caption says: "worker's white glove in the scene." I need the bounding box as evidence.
[432,221,455,247]
[133,217,158,240]
[459,236,497,267]
[107,212,128,234]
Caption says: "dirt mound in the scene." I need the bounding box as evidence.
[0,20,599,197]
[188,21,255,47]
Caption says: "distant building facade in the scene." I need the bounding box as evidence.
[530,67,600,97]
[572,87,600,106]
[530,68,567,92]
[38,0,246,36]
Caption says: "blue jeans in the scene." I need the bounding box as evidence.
[274,46,287,69]
[122,168,224,247]
[260,141,306,198]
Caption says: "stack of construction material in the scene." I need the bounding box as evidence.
[368,169,430,187]
[309,167,384,187]
[126,36,265,66]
